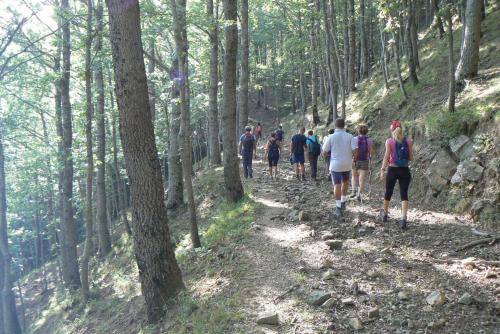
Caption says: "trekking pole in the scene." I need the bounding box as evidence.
[368,158,372,201]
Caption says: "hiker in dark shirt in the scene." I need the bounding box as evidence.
[306,130,321,181]
[264,132,281,180]
[290,126,308,181]
[239,126,257,178]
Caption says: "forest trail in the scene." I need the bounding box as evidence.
[227,114,499,333]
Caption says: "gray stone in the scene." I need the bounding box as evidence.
[325,240,343,250]
[368,306,380,318]
[449,135,474,160]
[298,211,309,221]
[458,293,473,305]
[452,160,484,183]
[407,319,415,329]
[342,298,355,306]
[256,312,279,326]
[426,290,446,306]
[322,297,336,308]
[425,150,458,192]
[321,233,335,241]
[348,317,363,330]
[398,291,410,301]
[322,269,337,280]
[307,290,331,306]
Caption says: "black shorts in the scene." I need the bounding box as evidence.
[268,157,279,167]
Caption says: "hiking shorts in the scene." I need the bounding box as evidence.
[268,156,279,167]
[353,160,369,171]
[293,153,305,165]
[331,171,350,185]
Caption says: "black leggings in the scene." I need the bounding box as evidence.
[384,167,411,201]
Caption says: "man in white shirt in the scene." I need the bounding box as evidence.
[322,118,358,218]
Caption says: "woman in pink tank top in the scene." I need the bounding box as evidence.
[378,120,414,229]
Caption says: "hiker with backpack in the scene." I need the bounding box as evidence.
[322,128,334,180]
[239,126,257,178]
[351,124,373,201]
[290,126,308,181]
[378,120,414,230]
[321,118,358,218]
[306,130,321,180]
[254,122,263,141]
[264,132,281,180]
[276,125,284,147]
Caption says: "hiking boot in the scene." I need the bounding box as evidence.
[302,175,306,181]
[249,174,253,179]
[400,219,408,230]
[356,194,361,202]
[296,175,300,180]
[377,209,388,223]
[349,191,357,198]
[341,201,346,211]
[334,207,342,219]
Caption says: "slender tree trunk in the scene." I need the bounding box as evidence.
[0,129,23,334]
[380,29,390,90]
[455,0,482,81]
[321,0,338,123]
[405,0,419,85]
[330,0,346,117]
[106,0,185,323]
[60,0,81,289]
[171,0,201,248]
[95,0,112,257]
[311,0,321,125]
[431,0,444,38]
[410,0,420,68]
[446,8,456,113]
[360,0,369,79]
[107,73,131,235]
[81,0,94,302]
[222,0,244,203]
[207,0,221,166]
[238,0,249,134]
[394,31,408,101]
[347,0,356,92]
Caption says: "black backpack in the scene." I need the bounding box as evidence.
[268,140,279,159]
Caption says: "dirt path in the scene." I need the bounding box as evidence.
[230,113,499,333]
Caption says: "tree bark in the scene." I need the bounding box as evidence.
[171,0,201,248]
[446,7,456,113]
[207,0,221,166]
[432,0,445,38]
[81,0,94,302]
[310,0,321,125]
[238,0,249,134]
[394,31,409,101]
[380,29,390,90]
[360,0,369,79]
[60,0,81,289]
[106,0,184,323]
[347,0,356,92]
[0,129,23,334]
[455,0,482,81]
[95,0,112,257]
[222,0,244,203]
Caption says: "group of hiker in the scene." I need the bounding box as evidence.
[239,118,413,229]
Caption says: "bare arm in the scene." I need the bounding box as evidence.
[380,141,391,180]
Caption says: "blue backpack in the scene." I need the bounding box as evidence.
[395,138,410,167]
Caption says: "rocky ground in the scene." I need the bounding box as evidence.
[223,134,499,333]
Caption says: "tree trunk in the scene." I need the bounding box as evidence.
[432,0,445,38]
[455,0,482,81]
[330,0,346,118]
[310,0,321,125]
[147,39,156,122]
[207,0,221,166]
[360,0,369,79]
[95,0,112,257]
[446,7,456,113]
[0,129,23,334]
[347,0,356,92]
[60,0,81,289]
[394,31,409,101]
[238,0,249,134]
[410,0,420,68]
[106,0,185,323]
[222,0,244,203]
[81,0,94,302]
[171,0,201,248]
[380,29,390,90]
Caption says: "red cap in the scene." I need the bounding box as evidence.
[391,120,401,130]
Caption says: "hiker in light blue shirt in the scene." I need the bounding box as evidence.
[321,118,358,218]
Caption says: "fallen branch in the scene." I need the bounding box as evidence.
[471,228,491,237]
[273,284,299,303]
[426,258,500,267]
[456,237,499,252]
